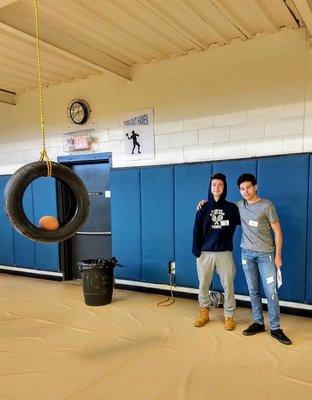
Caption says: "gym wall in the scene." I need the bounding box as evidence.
[0,152,311,306]
[0,176,59,272]
[111,153,312,305]
[0,28,311,173]
[0,27,311,303]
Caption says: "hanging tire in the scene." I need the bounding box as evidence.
[3,161,90,243]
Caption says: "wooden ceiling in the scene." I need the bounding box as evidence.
[0,0,311,105]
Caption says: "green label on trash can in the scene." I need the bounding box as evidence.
[83,269,114,306]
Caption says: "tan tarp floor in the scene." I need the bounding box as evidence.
[0,274,311,400]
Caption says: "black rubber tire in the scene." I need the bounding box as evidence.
[3,161,90,243]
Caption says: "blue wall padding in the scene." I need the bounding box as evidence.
[174,163,212,288]
[141,167,174,283]
[111,154,312,305]
[258,155,308,303]
[0,176,14,265]
[1,151,312,306]
[32,177,60,271]
[0,176,59,271]
[211,159,257,295]
[307,156,312,303]
[111,169,142,281]
[13,184,36,268]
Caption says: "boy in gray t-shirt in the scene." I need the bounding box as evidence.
[236,198,278,253]
[197,173,292,345]
[236,173,291,345]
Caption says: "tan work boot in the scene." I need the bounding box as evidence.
[194,306,209,327]
[224,317,235,331]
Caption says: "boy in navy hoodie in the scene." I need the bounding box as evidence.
[192,173,240,330]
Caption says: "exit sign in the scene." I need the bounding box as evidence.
[74,135,89,150]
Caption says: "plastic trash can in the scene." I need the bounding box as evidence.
[78,257,118,306]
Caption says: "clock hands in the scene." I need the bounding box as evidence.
[68,100,90,124]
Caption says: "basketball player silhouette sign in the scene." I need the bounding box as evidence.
[126,130,141,154]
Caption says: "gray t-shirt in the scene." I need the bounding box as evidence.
[236,199,279,252]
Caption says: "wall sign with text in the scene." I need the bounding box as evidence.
[122,108,155,160]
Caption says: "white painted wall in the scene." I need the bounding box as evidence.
[0,27,311,173]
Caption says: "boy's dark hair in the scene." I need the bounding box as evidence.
[211,172,226,183]
[208,172,227,201]
[237,173,257,187]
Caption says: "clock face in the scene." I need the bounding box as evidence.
[68,100,90,124]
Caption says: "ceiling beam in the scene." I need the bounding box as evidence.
[293,0,312,36]
[250,0,278,32]
[137,0,205,49]
[0,88,16,105]
[0,21,131,81]
[210,0,251,38]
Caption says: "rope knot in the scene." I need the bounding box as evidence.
[39,148,52,176]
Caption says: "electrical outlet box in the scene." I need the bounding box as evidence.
[168,261,176,275]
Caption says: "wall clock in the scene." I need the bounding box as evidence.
[68,99,91,124]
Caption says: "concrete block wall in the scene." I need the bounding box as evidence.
[0,27,311,172]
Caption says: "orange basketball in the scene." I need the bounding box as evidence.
[38,215,59,231]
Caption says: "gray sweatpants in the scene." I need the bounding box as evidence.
[197,251,236,317]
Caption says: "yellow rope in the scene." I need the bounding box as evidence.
[33,0,52,176]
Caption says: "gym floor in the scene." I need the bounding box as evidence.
[1,274,311,400]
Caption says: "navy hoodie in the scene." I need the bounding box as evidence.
[192,175,241,257]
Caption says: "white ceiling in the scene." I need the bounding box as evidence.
[0,0,311,105]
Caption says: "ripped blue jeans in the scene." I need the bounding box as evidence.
[241,249,280,330]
